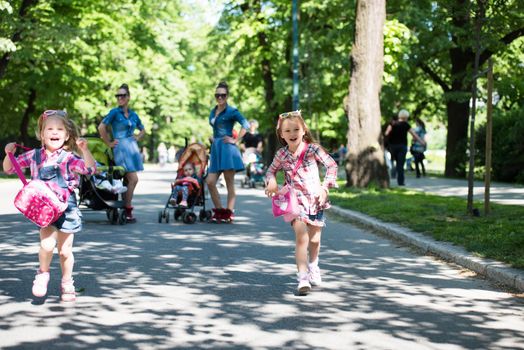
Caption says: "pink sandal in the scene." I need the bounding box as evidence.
[61,279,76,302]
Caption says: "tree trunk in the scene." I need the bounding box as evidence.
[345,0,388,188]
[20,88,37,145]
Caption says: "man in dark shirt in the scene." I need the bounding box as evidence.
[384,109,426,186]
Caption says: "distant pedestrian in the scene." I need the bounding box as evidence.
[206,81,250,223]
[167,145,177,163]
[411,117,427,178]
[265,110,338,295]
[384,109,426,186]
[157,142,168,167]
[98,83,145,222]
[3,110,96,302]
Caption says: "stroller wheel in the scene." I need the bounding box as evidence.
[199,209,206,222]
[158,210,163,223]
[182,212,196,224]
[111,208,119,225]
[164,209,170,223]
[119,210,127,225]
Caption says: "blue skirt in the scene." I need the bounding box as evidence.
[114,136,144,172]
[208,137,244,173]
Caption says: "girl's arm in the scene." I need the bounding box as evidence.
[265,150,283,197]
[74,138,97,174]
[2,142,16,173]
[313,144,339,206]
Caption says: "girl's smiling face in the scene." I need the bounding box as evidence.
[279,117,305,149]
[41,116,68,152]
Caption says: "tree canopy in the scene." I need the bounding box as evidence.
[1,0,522,181]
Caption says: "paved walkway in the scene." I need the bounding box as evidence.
[0,165,523,349]
[390,172,524,206]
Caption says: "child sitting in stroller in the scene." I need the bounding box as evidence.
[170,163,199,208]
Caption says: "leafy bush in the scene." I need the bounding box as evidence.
[475,107,524,183]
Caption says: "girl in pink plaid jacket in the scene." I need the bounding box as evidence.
[3,110,96,302]
[265,110,338,295]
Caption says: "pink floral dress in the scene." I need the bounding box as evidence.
[266,143,338,226]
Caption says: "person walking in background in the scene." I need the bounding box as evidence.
[265,110,338,295]
[206,81,250,223]
[240,119,264,154]
[411,117,427,178]
[98,84,145,223]
[167,144,177,164]
[157,142,168,167]
[3,110,96,302]
[384,109,426,186]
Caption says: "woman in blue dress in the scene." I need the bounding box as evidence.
[207,81,250,223]
[98,84,145,222]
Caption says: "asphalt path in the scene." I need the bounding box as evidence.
[0,165,523,349]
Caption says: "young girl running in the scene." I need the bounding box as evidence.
[265,110,338,295]
[3,110,96,302]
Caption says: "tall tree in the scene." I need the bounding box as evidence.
[345,0,389,187]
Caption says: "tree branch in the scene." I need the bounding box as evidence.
[417,63,451,93]
[479,27,524,66]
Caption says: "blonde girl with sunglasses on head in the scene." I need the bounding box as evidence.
[3,110,96,302]
[265,110,338,295]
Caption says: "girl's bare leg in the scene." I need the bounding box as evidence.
[56,231,75,281]
[307,225,322,264]
[293,220,309,274]
[39,226,57,272]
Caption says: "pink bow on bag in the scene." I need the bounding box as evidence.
[8,150,67,227]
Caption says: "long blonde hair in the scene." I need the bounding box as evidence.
[36,110,80,152]
[276,110,317,146]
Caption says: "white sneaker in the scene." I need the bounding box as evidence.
[308,264,322,286]
[32,270,50,297]
[296,273,311,295]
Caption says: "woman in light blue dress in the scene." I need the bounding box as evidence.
[207,81,250,223]
[98,84,145,222]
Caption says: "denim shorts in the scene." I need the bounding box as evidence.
[51,194,82,233]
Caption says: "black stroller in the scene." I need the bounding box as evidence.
[158,143,212,224]
[77,137,128,224]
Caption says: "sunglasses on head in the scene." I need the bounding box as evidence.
[115,94,128,98]
[214,93,227,99]
[41,110,68,120]
[279,110,301,119]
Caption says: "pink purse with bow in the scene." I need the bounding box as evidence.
[8,149,68,227]
[272,144,307,222]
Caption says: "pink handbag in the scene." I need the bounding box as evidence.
[8,150,68,227]
[272,144,307,222]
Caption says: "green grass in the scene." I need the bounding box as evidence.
[330,183,524,269]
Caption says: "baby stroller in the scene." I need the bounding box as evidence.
[240,147,266,188]
[158,142,212,224]
[77,137,128,225]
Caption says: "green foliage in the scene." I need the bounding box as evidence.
[475,107,524,183]
[330,184,524,269]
